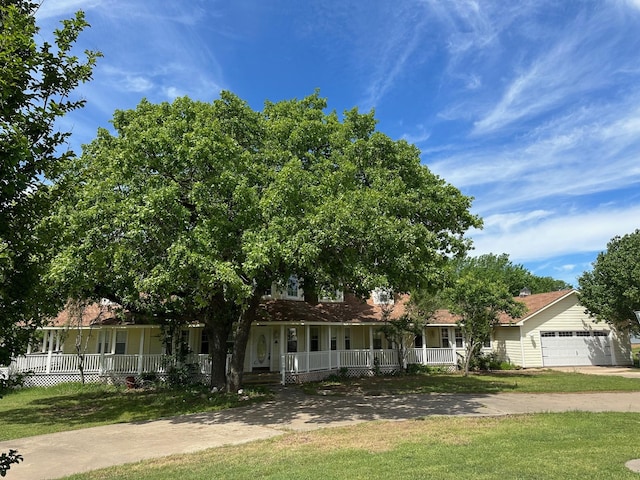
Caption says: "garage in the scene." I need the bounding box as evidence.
[540,331,612,366]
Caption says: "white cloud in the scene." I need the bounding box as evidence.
[470,205,640,263]
[35,0,103,20]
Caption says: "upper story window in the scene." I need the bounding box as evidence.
[286,275,302,298]
[373,288,394,305]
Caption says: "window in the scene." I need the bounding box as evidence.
[344,328,351,350]
[558,331,573,337]
[540,331,556,337]
[482,335,491,348]
[576,331,591,337]
[201,331,209,354]
[454,328,463,348]
[97,331,110,353]
[310,327,320,351]
[115,331,127,354]
[373,288,393,305]
[414,335,423,348]
[331,333,337,351]
[441,328,450,348]
[593,331,608,337]
[287,328,298,352]
[373,330,384,349]
[287,276,300,298]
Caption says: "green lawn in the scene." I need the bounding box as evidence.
[1,370,638,442]
[303,369,640,396]
[64,412,640,480]
[0,382,270,441]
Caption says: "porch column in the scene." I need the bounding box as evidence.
[99,330,106,374]
[369,326,374,368]
[110,328,117,354]
[45,330,53,374]
[280,324,285,385]
[305,324,310,373]
[451,327,457,365]
[327,325,332,371]
[421,327,427,365]
[137,328,145,375]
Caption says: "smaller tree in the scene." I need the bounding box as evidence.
[448,274,526,376]
[62,299,94,384]
[578,229,640,334]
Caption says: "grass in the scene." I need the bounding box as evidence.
[64,412,640,479]
[302,369,640,396]
[0,382,271,441]
[1,370,638,442]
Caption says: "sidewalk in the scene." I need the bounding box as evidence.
[2,388,640,480]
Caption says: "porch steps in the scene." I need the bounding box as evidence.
[242,371,281,386]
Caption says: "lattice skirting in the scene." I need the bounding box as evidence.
[17,372,213,388]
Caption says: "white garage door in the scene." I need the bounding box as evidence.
[540,331,612,366]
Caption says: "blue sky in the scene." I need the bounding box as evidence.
[35,0,640,287]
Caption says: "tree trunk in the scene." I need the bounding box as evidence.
[227,294,262,392]
[208,321,229,390]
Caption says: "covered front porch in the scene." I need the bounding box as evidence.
[5,322,462,386]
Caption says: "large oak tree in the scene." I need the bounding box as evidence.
[47,92,481,391]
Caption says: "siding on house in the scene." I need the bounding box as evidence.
[493,327,523,366]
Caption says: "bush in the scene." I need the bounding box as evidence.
[468,352,502,371]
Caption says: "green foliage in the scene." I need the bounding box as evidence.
[447,272,527,376]
[47,91,481,390]
[455,253,572,296]
[0,0,100,366]
[578,229,640,334]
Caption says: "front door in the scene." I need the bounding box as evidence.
[252,327,271,371]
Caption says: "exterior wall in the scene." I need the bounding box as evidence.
[47,327,164,356]
[493,327,523,366]
[519,294,631,367]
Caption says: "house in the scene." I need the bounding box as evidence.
[4,288,632,387]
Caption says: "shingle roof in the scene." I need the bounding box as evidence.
[258,293,408,324]
[49,301,123,327]
[48,290,576,328]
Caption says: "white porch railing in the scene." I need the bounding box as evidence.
[281,347,456,375]
[7,353,213,376]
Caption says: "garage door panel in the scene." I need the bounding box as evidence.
[541,331,611,366]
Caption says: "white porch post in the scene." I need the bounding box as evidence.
[421,327,427,365]
[451,327,457,364]
[45,330,53,374]
[305,324,310,373]
[110,328,117,354]
[280,324,285,385]
[327,325,332,371]
[99,330,105,374]
[137,328,145,374]
[369,326,374,368]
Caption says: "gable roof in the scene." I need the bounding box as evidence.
[497,289,576,325]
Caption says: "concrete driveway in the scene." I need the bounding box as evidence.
[2,387,640,480]
[543,365,640,378]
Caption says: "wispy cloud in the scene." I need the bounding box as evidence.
[471,205,640,263]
